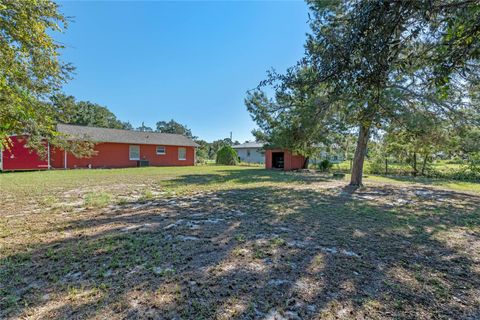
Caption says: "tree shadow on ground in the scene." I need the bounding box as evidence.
[1,183,479,319]
[163,168,334,188]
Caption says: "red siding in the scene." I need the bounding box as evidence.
[1,136,48,171]
[265,149,273,169]
[2,137,196,171]
[51,143,195,169]
[264,149,306,171]
[288,152,306,170]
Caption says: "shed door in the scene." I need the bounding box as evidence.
[272,152,284,169]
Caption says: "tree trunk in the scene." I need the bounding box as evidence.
[385,157,388,175]
[303,156,310,169]
[412,152,418,177]
[344,139,350,163]
[421,154,428,176]
[350,123,371,186]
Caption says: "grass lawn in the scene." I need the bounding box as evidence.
[1,166,479,319]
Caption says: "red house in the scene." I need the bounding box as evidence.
[1,124,198,171]
[265,148,307,171]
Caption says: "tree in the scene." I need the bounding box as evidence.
[311,0,480,186]
[208,138,234,159]
[156,119,196,139]
[193,139,210,163]
[248,0,480,186]
[51,94,131,129]
[384,112,448,176]
[121,122,133,130]
[337,133,357,169]
[1,0,73,151]
[246,72,344,168]
[452,125,480,175]
[190,138,241,162]
[136,122,153,132]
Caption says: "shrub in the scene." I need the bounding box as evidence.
[467,152,480,173]
[318,159,333,172]
[366,156,386,174]
[216,146,238,165]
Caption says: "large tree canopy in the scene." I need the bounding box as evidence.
[246,72,347,159]
[247,0,480,186]
[156,119,196,139]
[0,0,73,150]
[52,94,132,130]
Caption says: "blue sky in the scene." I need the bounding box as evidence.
[57,1,310,142]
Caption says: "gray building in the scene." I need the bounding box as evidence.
[232,142,264,164]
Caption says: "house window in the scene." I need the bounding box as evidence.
[156,146,166,155]
[247,150,251,157]
[178,147,186,160]
[129,145,140,160]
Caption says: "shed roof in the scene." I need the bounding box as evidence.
[232,142,264,149]
[57,124,199,147]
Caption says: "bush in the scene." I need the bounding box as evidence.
[425,166,480,181]
[366,156,386,174]
[216,146,238,165]
[467,152,480,173]
[318,159,333,172]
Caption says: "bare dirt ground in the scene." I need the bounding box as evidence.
[1,167,479,319]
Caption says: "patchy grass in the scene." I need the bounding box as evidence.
[1,166,479,319]
[84,192,112,208]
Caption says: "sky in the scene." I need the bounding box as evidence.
[57,1,310,142]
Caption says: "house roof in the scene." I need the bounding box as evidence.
[57,124,199,147]
[232,142,264,149]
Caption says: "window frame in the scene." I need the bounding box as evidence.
[129,145,140,161]
[178,147,187,161]
[156,146,166,155]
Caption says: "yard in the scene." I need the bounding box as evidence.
[1,166,479,319]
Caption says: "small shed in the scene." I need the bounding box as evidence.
[265,148,306,171]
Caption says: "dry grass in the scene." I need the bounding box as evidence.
[1,166,479,319]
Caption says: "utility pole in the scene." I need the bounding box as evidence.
[230,132,232,142]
